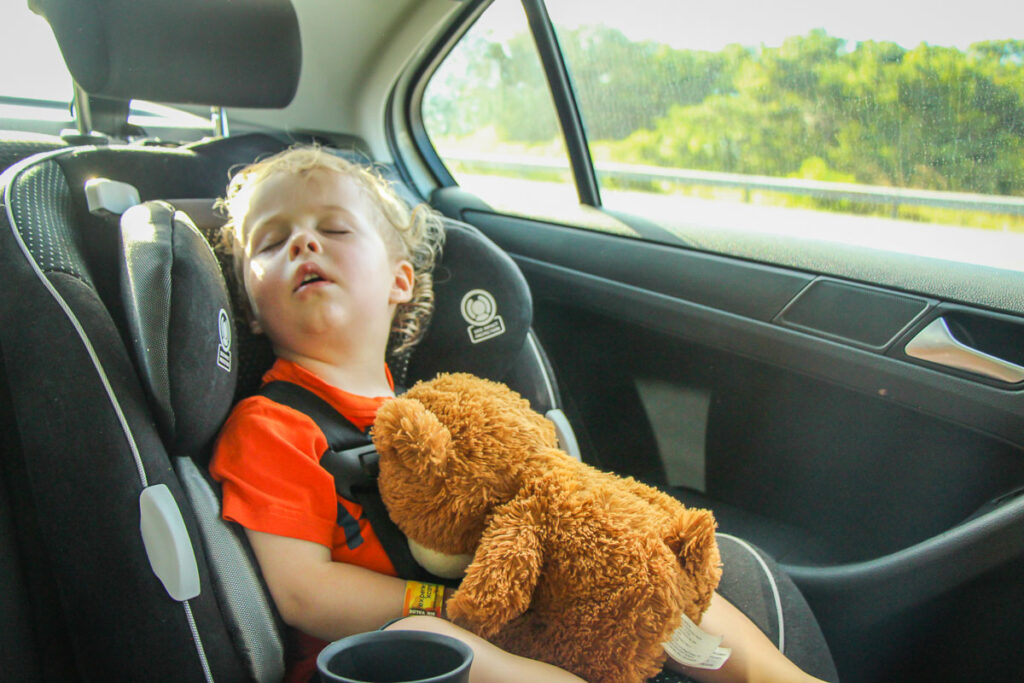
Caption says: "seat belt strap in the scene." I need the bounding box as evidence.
[257,381,439,582]
[258,381,377,498]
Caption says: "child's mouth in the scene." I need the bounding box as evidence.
[295,270,329,291]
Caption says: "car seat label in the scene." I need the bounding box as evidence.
[217,309,232,372]
[460,289,506,344]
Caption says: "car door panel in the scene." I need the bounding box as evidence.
[432,187,1024,682]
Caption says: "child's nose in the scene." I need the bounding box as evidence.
[289,231,321,257]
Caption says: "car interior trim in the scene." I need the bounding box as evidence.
[510,253,1024,448]
[784,488,1024,623]
[389,0,487,190]
[775,277,933,351]
[467,208,815,322]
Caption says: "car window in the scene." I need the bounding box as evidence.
[421,0,1024,272]
[422,0,631,233]
[0,3,211,140]
[0,2,74,133]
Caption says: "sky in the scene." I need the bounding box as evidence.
[492,0,1024,51]
[2,0,1022,103]
[0,5,72,101]
[571,0,1022,51]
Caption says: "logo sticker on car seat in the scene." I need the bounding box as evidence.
[216,309,232,372]
[460,289,506,344]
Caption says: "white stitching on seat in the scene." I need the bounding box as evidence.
[718,532,785,654]
[183,600,214,683]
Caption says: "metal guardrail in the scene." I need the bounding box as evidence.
[442,152,1024,216]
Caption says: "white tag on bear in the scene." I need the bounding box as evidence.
[663,614,732,670]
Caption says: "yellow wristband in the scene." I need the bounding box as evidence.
[403,581,445,618]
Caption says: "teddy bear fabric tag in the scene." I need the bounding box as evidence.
[663,614,732,670]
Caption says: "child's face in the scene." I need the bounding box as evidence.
[238,169,413,357]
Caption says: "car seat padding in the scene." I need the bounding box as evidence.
[406,221,533,385]
[120,200,238,459]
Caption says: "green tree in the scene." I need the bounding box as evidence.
[424,22,1024,199]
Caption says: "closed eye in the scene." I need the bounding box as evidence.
[319,213,355,235]
[258,238,285,253]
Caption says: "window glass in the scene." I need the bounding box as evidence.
[0,3,210,138]
[0,5,72,102]
[0,3,74,129]
[422,0,630,233]
[546,0,1024,270]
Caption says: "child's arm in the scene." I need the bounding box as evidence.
[386,615,586,683]
[246,529,587,683]
[246,529,406,639]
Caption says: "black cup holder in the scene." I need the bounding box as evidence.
[317,629,473,683]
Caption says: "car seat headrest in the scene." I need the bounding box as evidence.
[120,201,238,459]
[404,221,532,385]
[33,0,300,107]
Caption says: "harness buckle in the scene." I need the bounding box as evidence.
[321,443,380,501]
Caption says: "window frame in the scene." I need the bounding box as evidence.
[398,0,606,206]
[519,0,600,206]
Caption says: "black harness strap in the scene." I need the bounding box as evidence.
[258,381,436,581]
[259,382,380,499]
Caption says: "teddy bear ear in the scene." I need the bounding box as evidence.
[372,397,452,476]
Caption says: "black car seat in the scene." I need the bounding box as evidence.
[0,130,69,681]
[0,1,577,681]
[0,78,580,683]
[0,1,301,680]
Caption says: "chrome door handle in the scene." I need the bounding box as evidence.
[905,317,1024,384]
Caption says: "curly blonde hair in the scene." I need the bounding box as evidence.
[216,145,445,355]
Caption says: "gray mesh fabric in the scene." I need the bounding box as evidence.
[9,160,91,285]
[120,202,175,433]
[176,457,285,683]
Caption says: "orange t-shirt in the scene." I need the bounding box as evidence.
[209,358,398,680]
[211,358,397,574]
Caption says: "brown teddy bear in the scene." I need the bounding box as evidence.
[372,372,722,683]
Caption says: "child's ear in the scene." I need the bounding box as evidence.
[390,259,414,305]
